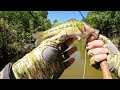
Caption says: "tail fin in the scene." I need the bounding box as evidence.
[32,32,44,39]
[32,32,44,47]
[35,38,43,47]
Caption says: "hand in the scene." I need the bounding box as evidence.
[11,30,77,79]
[41,30,77,79]
[86,34,120,77]
[52,38,77,79]
[86,34,109,65]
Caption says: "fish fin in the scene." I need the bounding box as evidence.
[32,32,44,47]
[51,22,62,28]
[32,31,44,39]
[76,35,81,40]
[35,38,43,47]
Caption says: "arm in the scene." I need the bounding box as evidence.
[11,31,77,79]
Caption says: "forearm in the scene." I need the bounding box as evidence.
[12,46,51,79]
[12,32,67,79]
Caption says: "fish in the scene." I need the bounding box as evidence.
[33,19,99,47]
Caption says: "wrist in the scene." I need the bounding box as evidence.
[107,52,120,77]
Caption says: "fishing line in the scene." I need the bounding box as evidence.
[79,11,85,20]
[75,11,81,20]
[74,11,87,79]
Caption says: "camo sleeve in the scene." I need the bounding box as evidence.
[108,51,120,78]
[12,32,67,79]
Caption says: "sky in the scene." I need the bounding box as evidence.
[48,11,89,23]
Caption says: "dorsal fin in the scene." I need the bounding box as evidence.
[68,18,78,22]
[51,22,62,28]
[32,31,44,39]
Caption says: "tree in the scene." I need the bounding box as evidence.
[51,19,62,28]
[0,11,52,70]
[53,19,58,24]
[83,11,120,48]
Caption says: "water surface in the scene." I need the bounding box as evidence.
[60,40,118,79]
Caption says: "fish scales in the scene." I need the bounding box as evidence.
[33,19,99,47]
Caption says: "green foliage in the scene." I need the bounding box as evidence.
[51,19,62,28]
[0,11,52,70]
[84,11,120,48]
[53,19,58,24]
[84,11,120,36]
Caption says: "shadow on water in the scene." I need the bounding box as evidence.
[60,39,118,79]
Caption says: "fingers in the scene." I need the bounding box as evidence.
[62,46,77,60]
[65,38,77,46]
[91,54,107,62]
[87,34,106,43]
[88,47,108,63]
[61,38,77,51]
[86,40,104,49]
[86,34,110,65]
[52,71,64,79]
[86,34,104,50]
[67,46,77,56]
[64,58,75,69]
[88,48,109,56]
[87,34,96,42]
[61,38,76,51]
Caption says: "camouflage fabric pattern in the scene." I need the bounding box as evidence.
[12,33,67,79]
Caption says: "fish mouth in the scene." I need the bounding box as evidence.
[84,23,99,37]
[83,23,93,35]
[91,29,99,39]
[79,29,98,40]
[84,29,99,39]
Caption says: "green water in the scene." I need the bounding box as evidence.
[60,40,118,79]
